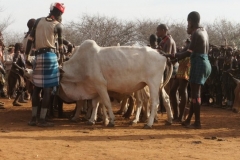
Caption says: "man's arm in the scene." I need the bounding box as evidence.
[56,23,64,54]
[0,63,5,75]
[173,33,197,61]
[25,18,41,61]
[165,40,172,55]
[63,39,74,53]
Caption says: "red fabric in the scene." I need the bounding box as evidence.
[55,3,65,13]
[159,36,169,49]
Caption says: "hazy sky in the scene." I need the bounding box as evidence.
[0,0,239,33]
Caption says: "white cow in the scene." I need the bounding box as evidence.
[58,40,172,128]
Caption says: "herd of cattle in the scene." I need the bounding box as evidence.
[23,40,240,128]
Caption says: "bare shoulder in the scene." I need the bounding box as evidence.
[195,27,207,35]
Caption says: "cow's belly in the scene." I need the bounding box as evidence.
[107,81,147,94]
[59,81,99,101]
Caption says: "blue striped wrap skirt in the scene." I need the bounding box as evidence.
[32,52,59,88]
[189,53,211,85]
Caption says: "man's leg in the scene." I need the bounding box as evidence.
[12,88,23,106]
[28,86,42,126]
[170,79,179,120]
[187,83,202,129]
[37,87,54,127]
[178,79,189,121]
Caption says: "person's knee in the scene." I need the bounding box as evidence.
[170,86,178,97]
[192,97,201,104]
[178,86,187,96]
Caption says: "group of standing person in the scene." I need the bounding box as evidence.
[0,19,36,109]
[152,11,211,129]
[1,2,211,129]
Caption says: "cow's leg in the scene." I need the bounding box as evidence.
[82,100,88,114]
[142,90,150,122]
[131,91,143,124]
[97,89,115,127]
[116,97,128,115]
[71,100,83,122]
[123,96,134,119]
[97,103,104,122]
[162,88,173,125]
[87,98,100,125]
[84,100,92,120]
[101,104,109,126]
[144,84,160,129]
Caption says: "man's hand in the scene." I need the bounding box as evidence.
[25,60,33,68]
[0,66,5,75]
[170,58,178,63]
[166,57,178,65]
[67,44,74,53]
[19,68,24,76]
[59,46,64,55]
[25,55,32,67]
[161,52,175,60]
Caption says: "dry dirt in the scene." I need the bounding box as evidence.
[0,98,240,160]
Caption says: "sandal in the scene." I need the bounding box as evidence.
[37,119,54,127]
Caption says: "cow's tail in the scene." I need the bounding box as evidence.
[160,60,173,90]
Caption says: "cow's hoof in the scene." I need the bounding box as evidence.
[58,113,68,118]
[130,121,137,126]
[116,110,123,115]
[86,121,95,125]
[140,118,148,123]
[70,118,80,123]
[107,122,115,127]
[154,118,159,123]
[143,124,152,129]
[96,117,103,122]
[232,108,240,113]
[103,119,110,126]
[123,114,131,119]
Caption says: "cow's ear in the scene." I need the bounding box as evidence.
[59,68,65,74]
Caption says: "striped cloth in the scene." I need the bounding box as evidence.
[189,53,211,85]
[33,52,59,88]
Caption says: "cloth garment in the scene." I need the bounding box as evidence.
[176,57,191,80]
[33,52,59,88]
[189,53,211,85]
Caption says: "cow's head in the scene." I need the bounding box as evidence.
[57,66,76,102]
[57,83,76,103]
[23,69,33,83]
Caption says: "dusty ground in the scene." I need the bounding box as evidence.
[0,98,240,160]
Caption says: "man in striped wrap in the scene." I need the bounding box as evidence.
[25,2,72,127]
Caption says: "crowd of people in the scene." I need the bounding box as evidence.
[149,12,239,129]
[0,2,238,129]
